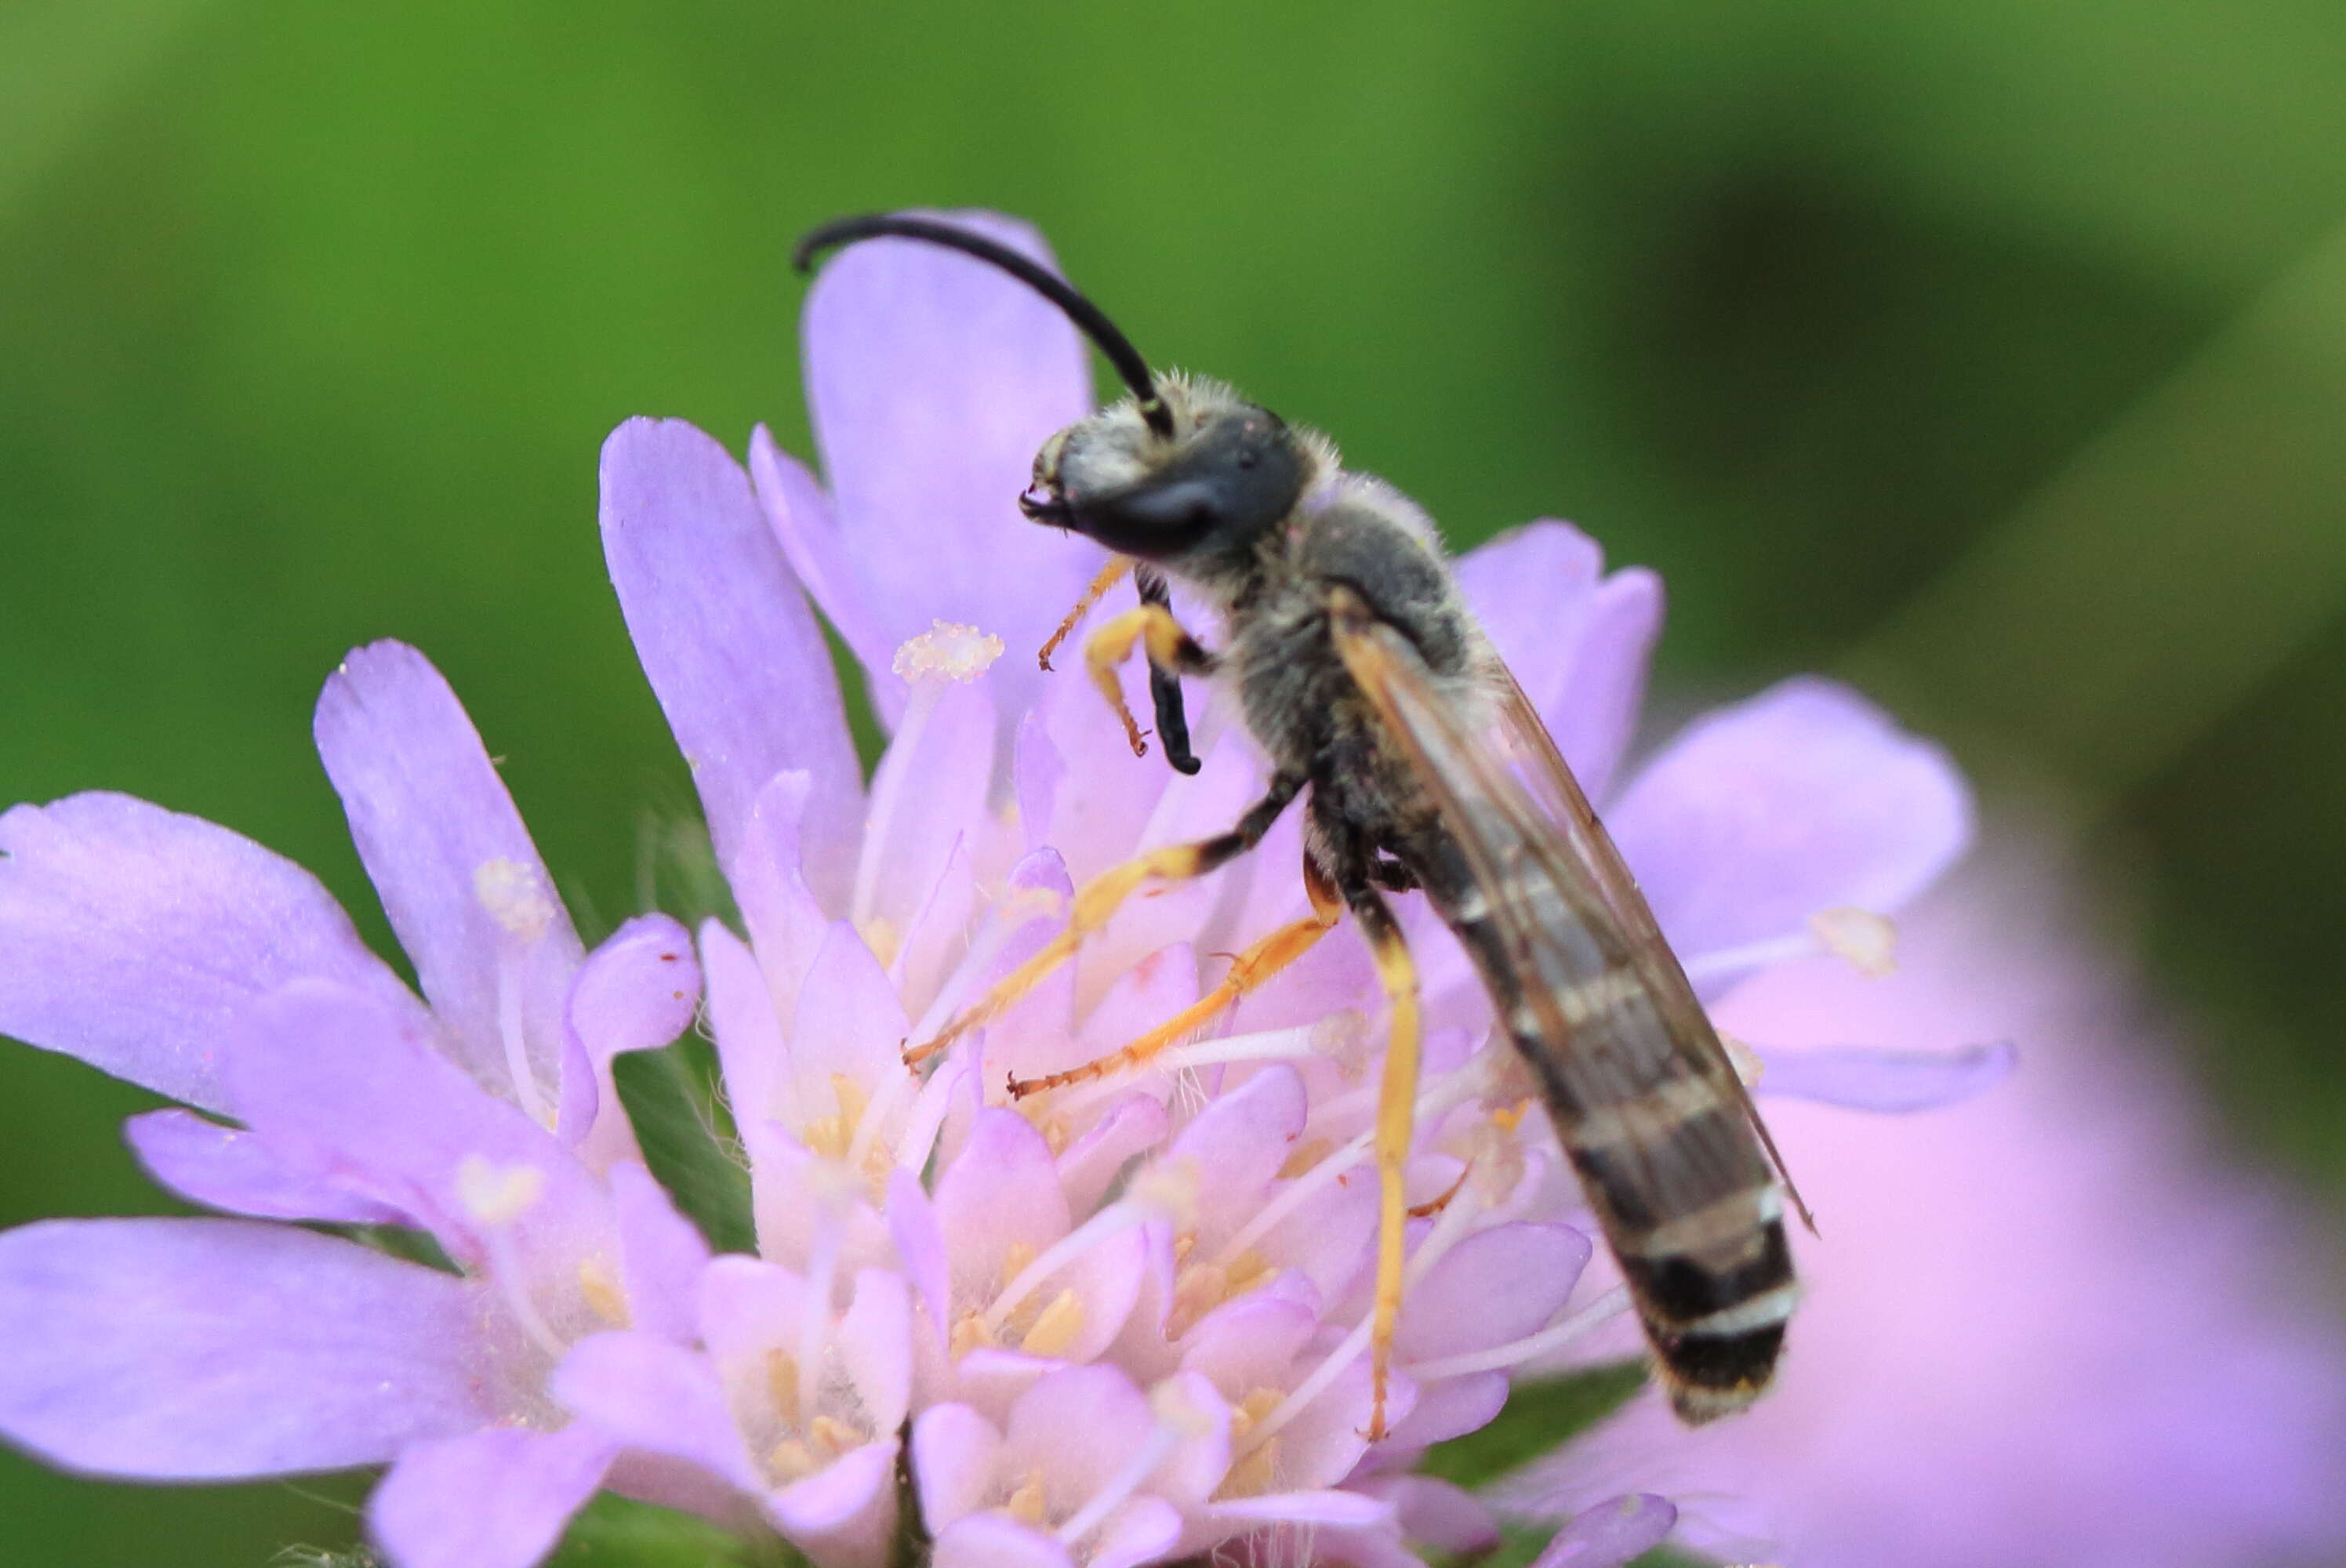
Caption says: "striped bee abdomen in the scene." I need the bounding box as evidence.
[1413,836,1794,1424]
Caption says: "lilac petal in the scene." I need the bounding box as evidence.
[1547,568,1663,802]
[1055,1094,1170,1216]
[702,918,785,1126]
[125,1109,403,1225]
[369,1423,617,1568]
[911,1402,1004,1530]
[895,837,979,1015]
[730,770,836,1006]
[1001,1364,1154,1501]
[1354,1474,1500,1555]
[769,1436,895,1567]
[1013,710,1066,857]
[601,416,862,912]
[1454,523,1661,800]
[888,1170,953,1351]
[840,1268,915,1433]
[1530,1494,1678,1568]
[225,979,606,1282]
[612,1161,710,1343]
[695,1258,810,1432]
[786,921,912,1129]
[1271,1358,1411,1493]
[933,1513,1076,1568]
[1756,1040,2018,1113]
[1180,1294,1317,1392]
[1395,1225,1592,1361]
[801,209,1102,724]
[1456,523,1603,720]
[1380,1372,1508,1448]
[935,1111,1071,1291]
[1609,677,1972,970]
[1168,1065,1307,1249]
[0,792,418,1111]
[314,641,583,1114]
[766,1436,899,1566]
[0,1218,488,1476]
[750,425,895,700]
[552,1330,760,1490]
[568,916,699,1069]
[563,913,700,1161]
[856,677,994,942]
[1088,1495,1183,1568]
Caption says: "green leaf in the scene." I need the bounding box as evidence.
[545,1493,801,1568]
[612,1036,756,1256]
[1417,1361,1647,1490]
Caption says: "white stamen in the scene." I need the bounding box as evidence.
[892,619,1004,684]
[1211,1064,1487,1269]
[795,1191,849,1428]
[1680,931,1818,986]
[1720,1033,1766,1087]
[851,685,935,933]
[495,959,554,1127]
[903,879,1066,1049]
[456,1153,544,1225]
[892,1054,970,1176]
[984,1198,1154,1336]
[1398,1285,1632,1381]
[1810,906,1897,977]
[456,1156,566,1360]
[1237,1180,1487,1457]
[1048,1024,1324,1119]
[1681,907,1898,989]
[842,1061,910,1178]
[474,858,557,1124]
[1055,1414,1181,1545]
[474,858,557,941]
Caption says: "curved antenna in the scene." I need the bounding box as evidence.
[793,213,1174,438]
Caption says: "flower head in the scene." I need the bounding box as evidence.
[1,210,2006,1568]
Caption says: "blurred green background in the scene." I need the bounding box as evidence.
[3,0,2344,1560]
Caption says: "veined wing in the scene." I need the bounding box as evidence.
[1489,662,1815,1231]
[1325,587,1810,1234]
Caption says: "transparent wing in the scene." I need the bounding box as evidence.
[1327,590,1814,1232]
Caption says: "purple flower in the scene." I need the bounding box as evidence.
[0,644,714,1567]
[1512,838,2346,1567]
[1,209,1998,1568]
[581,213,1988,1568]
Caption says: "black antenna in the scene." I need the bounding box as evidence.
[794,214,1174,439]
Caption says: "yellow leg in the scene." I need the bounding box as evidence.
[1008,858,1343,1099]
[902,779,1303,1069]
[1037,557,1132,672]
[1084,604,1208,760]
[1360,898,1421,1443]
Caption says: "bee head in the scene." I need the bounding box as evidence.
[1021,377,1306,562]
[795,214,1309,565]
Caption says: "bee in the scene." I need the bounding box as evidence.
[794,214,1813,1430]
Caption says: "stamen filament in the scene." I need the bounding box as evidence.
[1048,1024,1322,1118]
[796,1200,847,1427]
[984,1200,1147,1335]
[496,960,552,1127]
[1680,930,1818,986]
[1397,1286,1632,1381]
[1236,1181,1485,1457]
[1211,1065,1486,1269]
[481,1228,567,1361]
[852,684,940,931]
[1055,1419,1180,1544]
